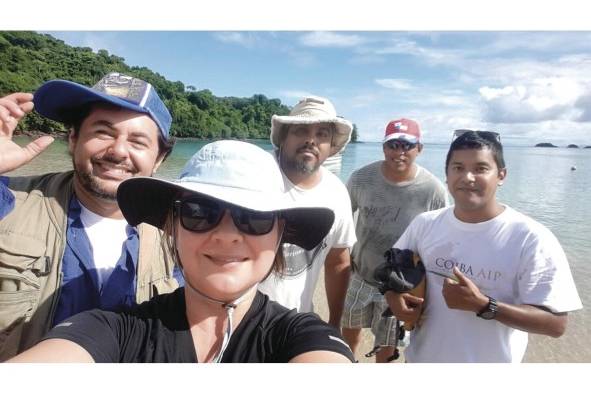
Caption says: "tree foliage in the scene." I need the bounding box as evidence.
[0,31,291,139]
[351,123,359,143]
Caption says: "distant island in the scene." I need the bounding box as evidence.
[585,146,591,149]
[535,143,558,148]
[567,144,580,148]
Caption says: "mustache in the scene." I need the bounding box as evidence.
[296,145,319,157]
[91,154,134,171]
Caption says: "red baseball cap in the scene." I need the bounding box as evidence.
[383,118,421,144]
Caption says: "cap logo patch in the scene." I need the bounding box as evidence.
[93,72,149,103]
[394,122,408,131]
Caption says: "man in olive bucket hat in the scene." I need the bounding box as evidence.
[258,96,357,329]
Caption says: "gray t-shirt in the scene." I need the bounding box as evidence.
[347,161,448,285]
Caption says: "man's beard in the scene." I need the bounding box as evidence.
[72,156,129,201]
[76,169,118,200]
[281,146,321,174]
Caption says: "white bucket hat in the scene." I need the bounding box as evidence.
[117,140,334,250]
[270,95,353,156]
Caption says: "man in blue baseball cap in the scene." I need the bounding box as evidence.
[0,72,182,360]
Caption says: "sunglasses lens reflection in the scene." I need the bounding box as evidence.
[181,199,223,232]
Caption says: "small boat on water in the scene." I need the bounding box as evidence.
[322,152,342,176]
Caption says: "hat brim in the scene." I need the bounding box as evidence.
[383,133,420,144]
[117,176,335,251]
[270,115,352,156]
[33,79,167,138]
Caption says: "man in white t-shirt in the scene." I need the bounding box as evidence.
[258,96,357,328]
[384,130,582,362]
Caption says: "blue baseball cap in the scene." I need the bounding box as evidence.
[33,72,172,140]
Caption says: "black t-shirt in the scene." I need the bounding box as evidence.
[44,288,354,363]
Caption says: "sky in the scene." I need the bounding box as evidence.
[42,30,591,146]
[7,0,591,146]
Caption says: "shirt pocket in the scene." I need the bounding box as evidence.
[0,233,47,359]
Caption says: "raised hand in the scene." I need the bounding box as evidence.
[441,267,488,313]
[0,93,54,174]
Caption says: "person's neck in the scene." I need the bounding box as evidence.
[184,287,254,363]
[283,167,323,189]
[453,202,505,224]
[72,178,123,219]
[382,162,417,183]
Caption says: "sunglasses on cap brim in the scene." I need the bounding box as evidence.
[174,196,278,236]
[452,129,501,143]
[385,140,418,151]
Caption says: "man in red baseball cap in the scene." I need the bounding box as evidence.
[341,118,448,362]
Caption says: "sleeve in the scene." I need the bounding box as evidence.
[0,176,15,220]
[279,312,355,362]
[42,309,125,362]
[516,227,583,313]
[345,173,357,213]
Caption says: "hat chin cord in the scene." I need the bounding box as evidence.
[172,217,284,363]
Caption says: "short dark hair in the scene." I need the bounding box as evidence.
[445,130,505,173]
[65,102,175,161]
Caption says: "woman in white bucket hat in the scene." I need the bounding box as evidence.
[9,141,354,363]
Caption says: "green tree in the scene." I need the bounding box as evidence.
[0,31,292,140]
[351,123,359,143]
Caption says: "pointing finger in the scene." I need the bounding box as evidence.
[452,267,470,284]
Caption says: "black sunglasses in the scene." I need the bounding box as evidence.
[452,129,501,143]
[385,140,418,151]
[174,197,277,236]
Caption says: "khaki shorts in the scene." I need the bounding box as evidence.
[341,272,405,347]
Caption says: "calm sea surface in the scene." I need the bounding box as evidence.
[8,136,591,362]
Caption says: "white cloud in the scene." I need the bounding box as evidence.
[374,38,460,65]
[375,78,414,90]
[281,48,317,68]
[299,31,365,48]
[479,77,587,123]
[349,93,380,108]
[484,32,591,55]
[212,32,258,47]
[279,90,315,101]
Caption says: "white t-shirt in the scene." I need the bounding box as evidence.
[79,204,129,285]
[258,166,357,312]
[394,206,582,363]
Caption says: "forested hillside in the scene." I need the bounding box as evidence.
[0,31,290,139]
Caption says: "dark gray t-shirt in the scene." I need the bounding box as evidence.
[347,161,448,285]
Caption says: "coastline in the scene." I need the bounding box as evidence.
[15,129,271,143]
[14,130,364,145]
[15,129,68,140]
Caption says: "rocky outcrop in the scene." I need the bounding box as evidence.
[535,142,558,148]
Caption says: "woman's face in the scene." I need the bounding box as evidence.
[175,207,281,302]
